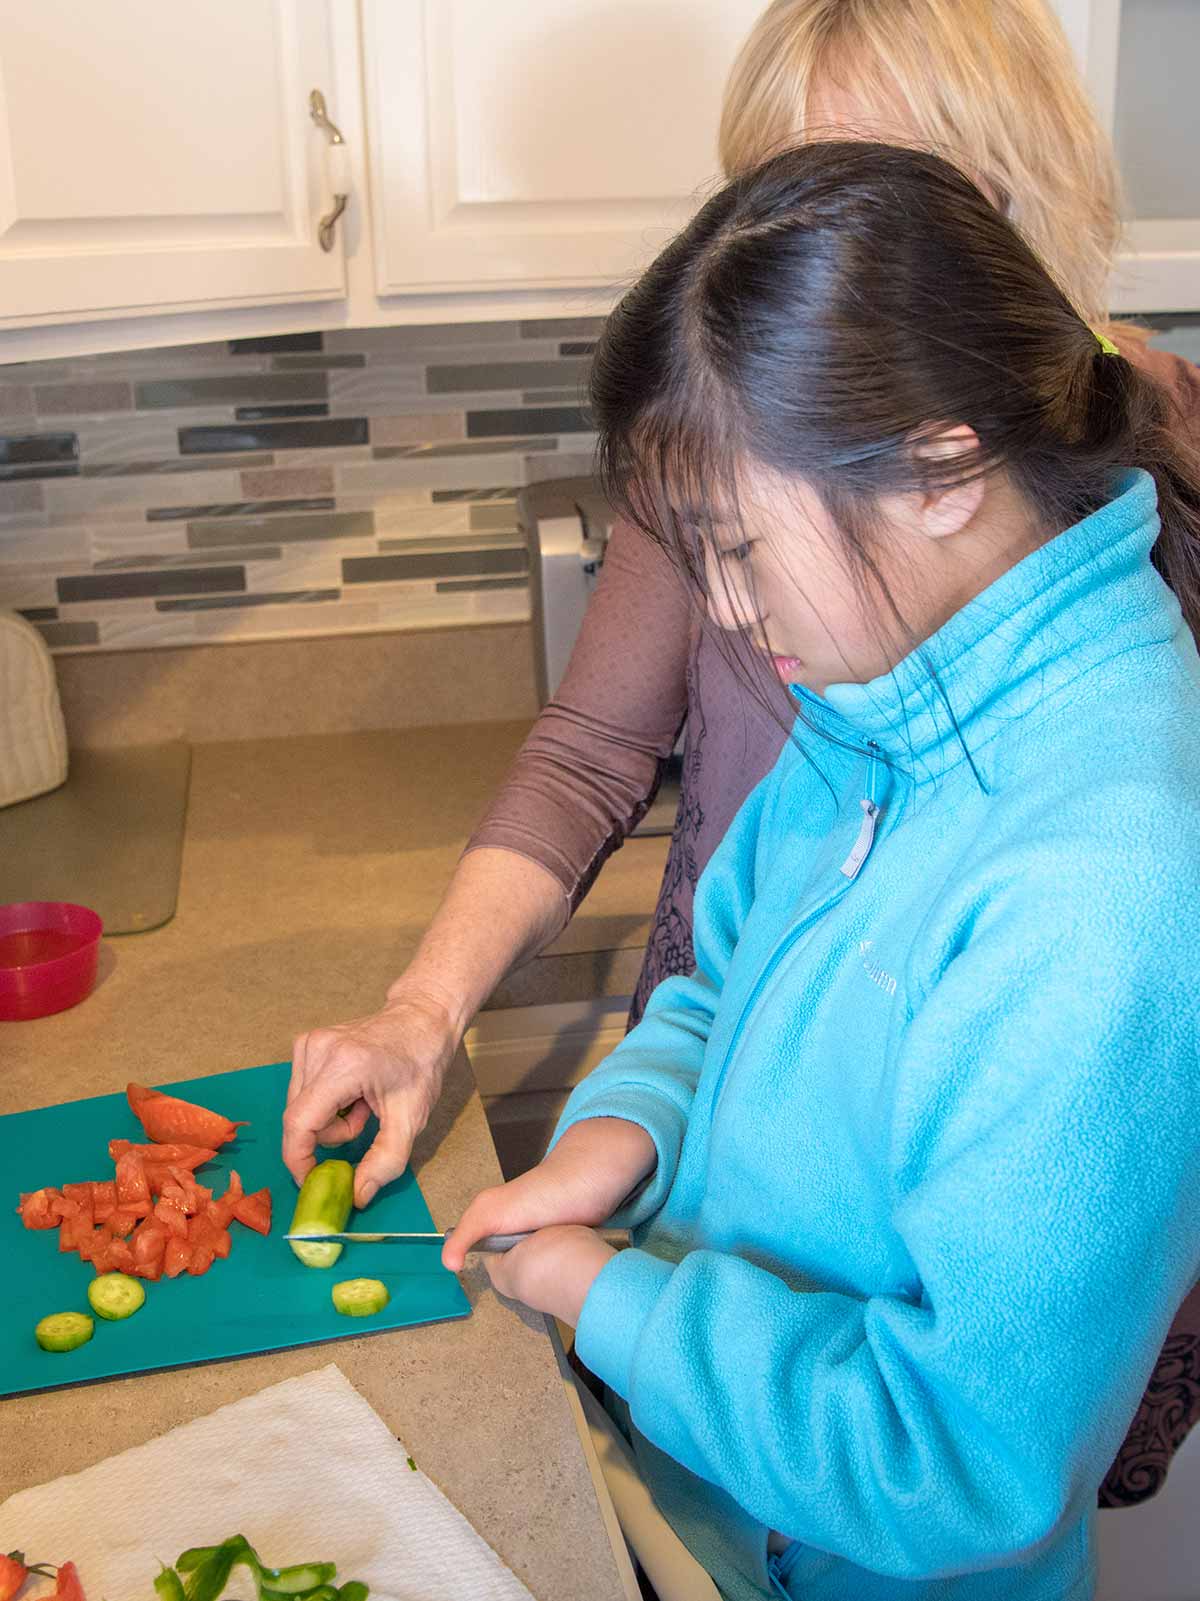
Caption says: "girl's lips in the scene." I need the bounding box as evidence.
[771,655,803,680]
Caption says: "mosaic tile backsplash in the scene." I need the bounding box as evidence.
[0,319,602,653]
[2,314,1197,658]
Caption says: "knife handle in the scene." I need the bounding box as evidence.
[469,1232,532,1253]
[461,1227,629,1254]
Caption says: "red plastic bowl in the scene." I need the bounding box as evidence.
[0,901,103,1021]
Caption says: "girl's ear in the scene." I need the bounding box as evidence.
[914,424,985,541]
[884,424,985,543]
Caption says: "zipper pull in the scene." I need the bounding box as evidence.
[840,798,880,880]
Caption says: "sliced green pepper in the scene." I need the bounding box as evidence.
[335,1584,369,1601]
[155,1568,186,1601]
[174,1550,217,1576]
[185,1536,253,1601]
[261,1565,337,1596]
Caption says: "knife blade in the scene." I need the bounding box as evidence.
[284,1226,629,1253]
[285,1229,528,1252]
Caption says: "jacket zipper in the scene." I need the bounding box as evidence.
[707,742,883,1119]
[768,1534,806,1596]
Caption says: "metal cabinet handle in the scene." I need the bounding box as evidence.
[309,88,348,253]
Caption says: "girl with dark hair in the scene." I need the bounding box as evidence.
[445,143,1200,1600]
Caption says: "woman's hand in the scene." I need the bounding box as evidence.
[482,1225,617,1326]
[442,1117,657,1272]
[282,988,457,1209]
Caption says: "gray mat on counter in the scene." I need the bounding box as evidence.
[0,741,191,934]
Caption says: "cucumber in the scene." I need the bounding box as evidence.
[262,1565,337,1595]
[88,1272,145,1321]
[288,1159,354,1268]
[331,1278,390,1317]
[35,1311,94,1352]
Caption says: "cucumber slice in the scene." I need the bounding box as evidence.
[263,1564,337,1595]
[88,1272,146,1321]
[288,1159,354,1269]
[35,1311,94,1352]
[331,1278,390,1317]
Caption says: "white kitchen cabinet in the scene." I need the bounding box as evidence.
[361,0,765,295]
[1053,0,1200,312]
[0,0,348,329]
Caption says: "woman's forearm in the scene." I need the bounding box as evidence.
[385,845,570,1039]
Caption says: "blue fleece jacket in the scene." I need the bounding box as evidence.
[554,470,1200,1601]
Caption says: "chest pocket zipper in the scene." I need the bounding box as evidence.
[707,743,885,1118]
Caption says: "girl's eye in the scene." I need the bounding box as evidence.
[722,541,754,563]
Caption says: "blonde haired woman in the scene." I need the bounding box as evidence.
[283,0,1200,1507]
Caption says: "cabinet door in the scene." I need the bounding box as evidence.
[0,0,348,328]
[363,0,764,294]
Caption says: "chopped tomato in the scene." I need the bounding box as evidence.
[188,1242,215,1276]
[134,1257,163,1282]
[127,1082,248,1149]
[209,1170,243,1229]
[211,1226,232,1260]
[90,1230,115,1275]
[163,1235,192,1278]
[91,1180,116,1222]
[232,1187,272,1236]
[164,1166,212,1216]
[143,1165,172,1196]
[154,1197,188,1238]
[18,1188,61,1230]
[107,1239,134,1273]
[53,1563,86,1601]
[0,1554,28,1601]
[114,1151,151,1213]
[107,1209,140,1238]
[131,1220,167,1274]
[58,1208,86,1253]
[109,1138,217,1171]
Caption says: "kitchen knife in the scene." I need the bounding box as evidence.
[284,1227,629,1253]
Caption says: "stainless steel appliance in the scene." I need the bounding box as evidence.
[519,476,682,837]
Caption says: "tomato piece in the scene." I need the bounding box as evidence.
[165,1165,212,1215]
[107,1209,140,1238]
[131,1218,168,1266]
[212,1226,232,1260]
[109,1138,218,1171]
[92,1179,116,1222]
[108,1239,135,1273]
[0,1554,27,1601]
[134,1258,163,1282]
[163,1235,192,1277]
[126,1082,248,1149]
[153,1197,188,1238]
[62,1182,95,1228]
[53,1562,86,1601]
[91,1231,115,1276]
[232,1187,272,1236]
[114,1151,151,1213]
[18,1186,62,1229]
[188,1242,216,1276]
[143,1165,173,1196]
[58,1205,85,1253]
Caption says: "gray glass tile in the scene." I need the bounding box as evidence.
[0,384,34,417]
[520,318,606,339]
[156,588,339,612]
[469,503,521,531]
[271,355,366,370]
[436,576,528,593]
[325,324,522,353]
[371,437,554,461]
[235,403,330,421]
[148,496,335,523]
[0,432,78,466]
[343,547,528,584]
[18,605,57,621]
[432,488,517,504]
[467,406,591,438]
[58,566,245,602]
[0,482,45,514]
[560,342,596,357]
[36,620,99,648]
[179,418,368,454]
[138,374,327,410]
[377,532,523,555]
[96,546,282,571]
[82,453,273,478]
[427,360,590,394]
[0,462,79,482]
[33,381,133,416]
[229,333,323,353]
[187,510,374,549]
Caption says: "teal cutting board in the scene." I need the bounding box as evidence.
[0,1062,469,1399]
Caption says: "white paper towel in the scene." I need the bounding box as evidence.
[0,1364,535,1601]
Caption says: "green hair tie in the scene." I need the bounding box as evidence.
[1094,329,1120,357]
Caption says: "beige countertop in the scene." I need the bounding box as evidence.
[1,722,668,1599]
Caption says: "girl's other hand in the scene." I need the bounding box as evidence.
[441,1116,656,1272]
[482,1224,617,1326]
